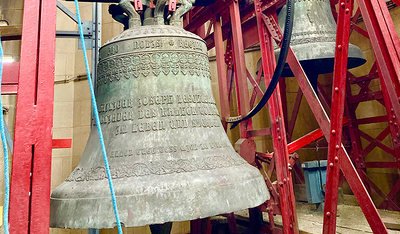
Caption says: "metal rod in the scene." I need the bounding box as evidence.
[57,0,79,23]
[91,2,101,127]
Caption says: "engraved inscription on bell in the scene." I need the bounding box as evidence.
[50,24,269,229]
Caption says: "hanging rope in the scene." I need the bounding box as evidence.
[0,35,10,234]
[73,1,123,233]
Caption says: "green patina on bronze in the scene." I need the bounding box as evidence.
[50,4,269,229]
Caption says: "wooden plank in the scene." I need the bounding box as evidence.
[0,25,22,36]
[0,25,22,41]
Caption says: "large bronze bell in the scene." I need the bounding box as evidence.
[275,0,366,90]
[50,2,269,229]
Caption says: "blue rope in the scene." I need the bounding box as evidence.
[0,36,10,234]
[73,2,123,233]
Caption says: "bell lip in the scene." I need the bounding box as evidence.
[49,170,269,229]
[280,57,367,77]
[275,42,367,76]
[102,25,205,49]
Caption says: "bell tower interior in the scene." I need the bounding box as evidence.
[0,0,399,233]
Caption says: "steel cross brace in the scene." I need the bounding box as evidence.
[323,0,354,231]
[254,1,298,233]
[213,15,230,131]
[337,0,400,211]
[8,0,57,233]
[261,4,388,234]
[346,60,400,210]
[229,0,253,137]
[211,0,298,232]
[355,0,400,134]
[282,32,389,234]
[288,51,388,234]
[345,64,398,205]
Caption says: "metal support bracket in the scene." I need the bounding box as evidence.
[78,21,94,50]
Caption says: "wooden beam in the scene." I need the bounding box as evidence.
[0,25,22,41]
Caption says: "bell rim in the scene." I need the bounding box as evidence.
[50,168,269,229]
[275,41,367,76]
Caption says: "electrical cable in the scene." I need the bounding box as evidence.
[228,0,295,129]
[0,35,10,234]
[73,1,123,233]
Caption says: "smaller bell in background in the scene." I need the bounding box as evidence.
[275,0,366,93]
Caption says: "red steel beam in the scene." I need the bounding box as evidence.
[1,85,18,95]
[185,0,234,33]
[255,2,298,232]
[381,179,400,210]
[364,162,398,168]
[356,0,400,136]
[345,81,370,191]
[9,0,57,233]
[201,0,286,51]
[280,79,288,132]
[317,83,332,111]
[247,128,272,138]
[378,72,400,172]
[349,54,400,171]
[2,62,19,95]
[287,118,348,154]
[213,15,230,130]
[2,62,19,84]
[287,48,388,233]
[323,0,355,229]
[357,115,387,125]
[288,129,324,154]
[249,65,264,109]
[359,127,394,156]
[52,139,72,148]
[347,90,383,103]
[393,0,400,5]
[230,1,251,137]
[361,171,400,211]
[286,49,389,234]
[338,0,400,196]
[286,88,303,142]
[263,6,387,232]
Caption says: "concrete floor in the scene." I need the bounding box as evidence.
[234,202,400,234]
[1,203,397,233]
[287,203,399,233]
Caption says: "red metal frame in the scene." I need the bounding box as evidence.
[1,62,19,95]
[254,2,298,233]
[229,1,253,138]
[341,0,400,213]
[9,0,57,233]
[7,0,400,232]
[185,0,400,232]
[285,46,388,233]
[323,0,354,231]
[52,139,72,148]
[213,14,230,131]
[323,0,353,231]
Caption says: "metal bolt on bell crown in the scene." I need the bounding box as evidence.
[50,0,269,229]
